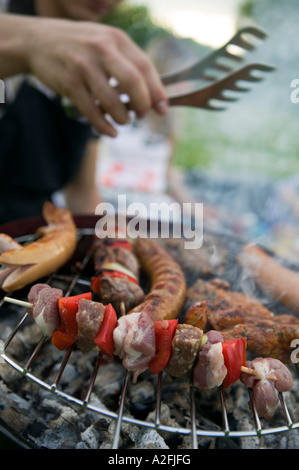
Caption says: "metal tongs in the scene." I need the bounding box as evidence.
[162,26,275,110]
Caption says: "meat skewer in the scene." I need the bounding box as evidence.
[3,296,32,309]
[3,283,294,419]
[90,237,145,314]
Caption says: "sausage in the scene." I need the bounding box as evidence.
[0,201,77,292]
[220,320,299,364]
[0,233,22,254]
[128,238,187,321]
[238,244,299,314]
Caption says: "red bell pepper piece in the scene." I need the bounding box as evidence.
[91,270,138,295]
[222,337,247,389]
[93,303,118,356]
[149,319,178,375]
[90,275,101,294]
[108,240,133,251]
[102,270,138,285]
[52,292,92,350]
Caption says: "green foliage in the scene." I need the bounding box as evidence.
[102,3,171,49]
[238,0,255,18]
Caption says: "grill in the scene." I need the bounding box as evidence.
[0,215,298,450]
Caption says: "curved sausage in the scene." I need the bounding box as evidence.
[0,201,77,292]
[238,244,299,314]
[128,238,187,321]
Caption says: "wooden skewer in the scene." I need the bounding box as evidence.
[240,365,257,376]
[266,375,277,382]
[240,365,277,381]
[3,296,32,309]
[120,301,126,317]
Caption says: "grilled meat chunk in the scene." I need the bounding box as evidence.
[113,312,156,379]
[95,274,144,314]
[240,357,294,419]
[193,330,227,390]
[28,283,63,336]
[185,278,273,331]
[76,298,105,353]
[166,323,203,377]
[183,300,211,330]
[222,320,299,364]
[185,278,299,363]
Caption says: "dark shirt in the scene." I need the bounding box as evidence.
[0,0,96,223]
[0,81,94,223]
[8,0,35,15]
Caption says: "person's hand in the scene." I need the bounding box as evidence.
[28,18,169,136]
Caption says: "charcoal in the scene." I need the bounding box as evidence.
[135,429,169,449]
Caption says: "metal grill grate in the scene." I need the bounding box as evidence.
[0,228,298,449]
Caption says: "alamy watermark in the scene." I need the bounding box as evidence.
[0,79,4,104]
[290,78,299,104]
[291,339,299,364]
[94,195,203,250]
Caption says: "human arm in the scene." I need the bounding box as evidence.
[0,14,169,136]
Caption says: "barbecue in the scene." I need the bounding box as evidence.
[0,213,298,450]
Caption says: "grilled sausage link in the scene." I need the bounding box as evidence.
[128,238,187,321]
[238,244,299,315]
[0,202,77,292]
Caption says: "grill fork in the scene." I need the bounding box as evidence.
[161,26,268,85]
[162,26,275,111]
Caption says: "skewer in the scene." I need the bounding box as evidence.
[3,296,278,384]
[112,369,130,449]
[120,301,126,317]
[240,365,277,381]
[3,296,32,309]
[240,365,257,376]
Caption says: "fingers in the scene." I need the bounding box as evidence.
[62,24,169,135]
[118,35,169,117]
[84,67,131,126]
[90,27,169,121]
[103,55,152,119]
[70,83,119,137]
[80,55,168,133]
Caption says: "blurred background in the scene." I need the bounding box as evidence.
[93,0,299,261]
